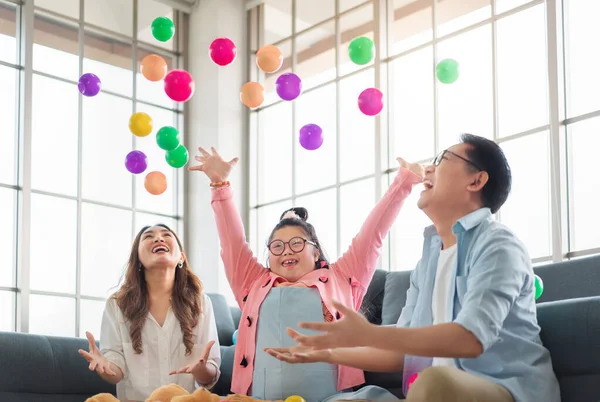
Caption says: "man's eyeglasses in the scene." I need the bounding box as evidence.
[433,150,482,171]
[268,237,316,256]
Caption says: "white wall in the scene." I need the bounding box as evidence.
[184,0,248,297]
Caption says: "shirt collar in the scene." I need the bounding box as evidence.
[423,207,492,238]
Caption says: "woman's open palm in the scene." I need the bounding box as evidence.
[78,331,116,376]
[188,146,239,183]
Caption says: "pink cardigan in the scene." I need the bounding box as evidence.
[210,168,422,395]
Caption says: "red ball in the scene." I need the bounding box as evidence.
[209,38,237,66]
[164,69,195,102]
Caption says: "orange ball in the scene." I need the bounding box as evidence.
[144,171,167,195]
[240,82,264,109]
[140,54,168,82]
[256,45,283,73]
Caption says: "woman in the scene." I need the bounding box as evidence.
[190,146,423,401]
[78,224,221,402]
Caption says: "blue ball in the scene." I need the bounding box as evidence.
[232,329,238,345]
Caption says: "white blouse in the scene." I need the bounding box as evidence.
[99,293,221,402]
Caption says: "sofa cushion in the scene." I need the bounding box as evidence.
[381,271,412,325]
[534,255,600,303]
[207,293,236,347]
[213,345,236,396]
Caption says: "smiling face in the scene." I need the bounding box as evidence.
[267,225,320,282]
[137,225,185,271]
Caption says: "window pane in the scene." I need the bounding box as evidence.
[568,118,600,252]
[0,291,15,332]
[339,2,374,76]
[339,69,375,181]
[85,0,133,37]
[138,0,174,50]
[257,200,293,260]
[250,207,258,256]
[296,21,335,90]
[0,188,16,288]
[0,2,17,65]
[436,0,490,37]
[390,47,433,164]
[296,188,338,259]
[500,131,551,259]
[79,299,105,339]
[295,84,336,194]
[496,5,548,136]
[32,75,78,196]
[30,194,77,294]
[81,203,133,298]
[134,104,177,215]
[263,40,292,107]
[82,93,133,207]
[390,179,431,271]
[136,48,176,109]
[33,14,78,81]
[437,25,493,150]
[390,0,432,55]
[258,102,293,204]
[29,294,75,337]
[340,178,375,256]
[296,0,334,31]
[564,0,600,118]
[495,0,533,15]
[84,30,133,98]
[134,212,177,236]
[0,65,17,186]
[263,0,291,43]
[34,0,79,20]
[249,113,258,206]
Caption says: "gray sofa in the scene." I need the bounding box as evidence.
[1,255,599,401]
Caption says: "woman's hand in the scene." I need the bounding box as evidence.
[170,340,218,386]
[397,157,424,180]
[188,146,239,183]
[78,331,117,376]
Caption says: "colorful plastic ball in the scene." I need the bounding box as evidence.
[357,88,383,116]
[209,37,237,66]
[232,329,238,345]
[156,126,180,151]
[407,372,418,389]
[284,396,306,402]
[240,82,264,109]
[165,145,189,168]
[534,274,544,300]
[299,124,324,150]
[348,36,375,65]
[256,44,283,73]
[144,171,167,195]
[275,73,302,101]
[124,150,148,174]
[436,59,460,84]
[78,73,101,97]
[164,69,195,102]
[129,112,153,137]
[151,17,175,42]
[140,54,167,82]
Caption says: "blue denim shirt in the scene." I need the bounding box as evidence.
[397,208,560,402]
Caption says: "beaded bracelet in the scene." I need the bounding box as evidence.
[210,180,230,188]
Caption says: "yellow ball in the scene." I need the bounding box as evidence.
[129,112,153,137]
[284,396,306,402]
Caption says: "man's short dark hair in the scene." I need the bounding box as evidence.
[460,133,512,214]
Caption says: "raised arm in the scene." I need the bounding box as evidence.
[190,146,265,306]
[333,160,423,298]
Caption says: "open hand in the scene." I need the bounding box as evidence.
[397,157,424,180]
[188,146,239,183]
[78,332,116,376]
[265,330,333,364]
[170,340,216,376]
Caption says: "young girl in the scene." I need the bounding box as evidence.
[190,147,423,401]
[78,224,221,402]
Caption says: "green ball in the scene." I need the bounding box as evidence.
[165,145,188,168]
[151,17,175,42]
[436,59,459,84]
[156,126,180,151]
[348,37,375,65]
[534,274,544,300]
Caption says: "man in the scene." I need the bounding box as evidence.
[266,134,560,402]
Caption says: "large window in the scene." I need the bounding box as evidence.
[0,0,185,337]
[247,0,599,272]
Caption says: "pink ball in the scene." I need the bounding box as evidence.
[164,69,195,102]
[209,38,237,66]
[407,373,418,390]
[357,88,383,116]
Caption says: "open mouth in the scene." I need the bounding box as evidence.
[152,244,170,254]
[281,259,298,269]
[422,179,433,191]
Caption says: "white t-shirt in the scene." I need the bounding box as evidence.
[100,293,221,402]
[431,244,457,367]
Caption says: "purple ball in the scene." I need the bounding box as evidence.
[78,73,101,97]
[299,124,323,150]
[275,73,302,101]
[125,150,148,174]
[358,87,383,116]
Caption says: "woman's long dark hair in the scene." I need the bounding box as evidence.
[113,223,202,355]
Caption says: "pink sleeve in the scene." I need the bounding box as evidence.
[332,168,422,291]
[211,186,265,307]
